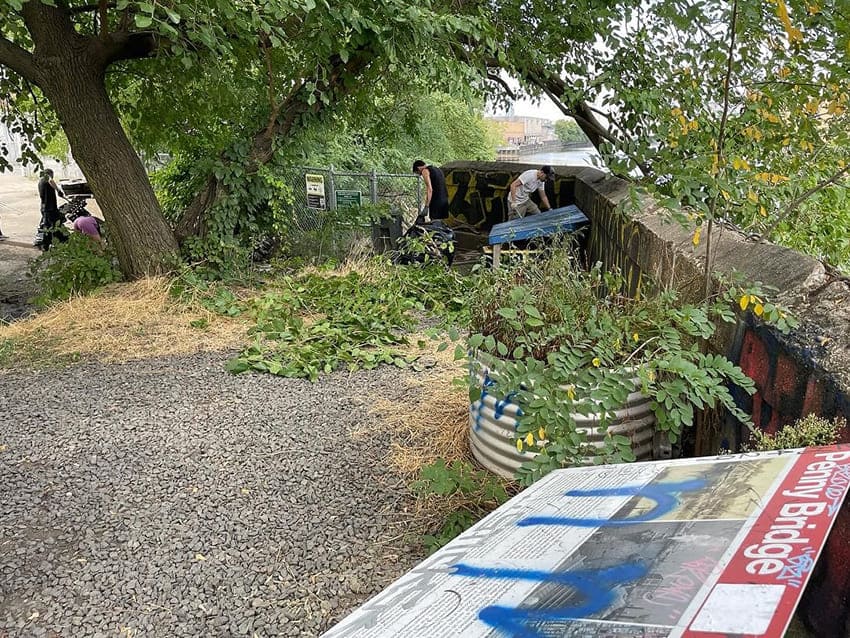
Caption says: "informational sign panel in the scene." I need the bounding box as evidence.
[305,173,326,210]
[336,190,362,209]
[323,446,850,638]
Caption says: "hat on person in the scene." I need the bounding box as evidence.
[540,165,555,180]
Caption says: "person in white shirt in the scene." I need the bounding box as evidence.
[508,165,554,219]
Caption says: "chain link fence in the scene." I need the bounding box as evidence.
[282,166,423,260]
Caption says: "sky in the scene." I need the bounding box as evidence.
[485,74,569,121]
[490,94,566,120]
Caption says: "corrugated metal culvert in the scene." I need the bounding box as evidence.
[469,356,670,480]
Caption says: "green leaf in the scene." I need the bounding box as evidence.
[225,358,250,374]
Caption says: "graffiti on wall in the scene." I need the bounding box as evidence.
[441,165,575,230]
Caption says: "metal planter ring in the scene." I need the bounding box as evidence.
[469,355,670,480]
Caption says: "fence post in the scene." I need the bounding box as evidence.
[369,168,378,204]
[328,165,336,209]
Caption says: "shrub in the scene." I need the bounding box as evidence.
[747,414,844,451]
[30,233,122,306]
[464,238,797,485]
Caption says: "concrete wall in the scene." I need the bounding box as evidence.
[443,161,850,454]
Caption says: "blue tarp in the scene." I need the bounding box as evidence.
[487,205,589,245]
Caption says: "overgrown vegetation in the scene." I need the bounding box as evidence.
[747,414,844,451]
[226,259,469,380]
[411,459,512,553]
[463,240,797,485]
[29,233,122,307]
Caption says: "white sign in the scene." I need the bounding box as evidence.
[305,173,326,210]
[323,446,850,638]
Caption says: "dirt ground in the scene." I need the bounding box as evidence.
[0,174,42,321]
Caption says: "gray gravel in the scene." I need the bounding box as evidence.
[0,353,424,637]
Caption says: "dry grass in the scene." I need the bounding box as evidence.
[354,333,471,479]
[0,277,248,364]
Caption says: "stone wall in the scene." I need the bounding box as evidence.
[443,161,850,453]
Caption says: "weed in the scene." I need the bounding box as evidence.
[411,459,513,553]
[29,233,122,307]
[747,414,844,451]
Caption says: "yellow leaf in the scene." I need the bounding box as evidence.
[538,427,546,440]
[733,157,751,171]
[671,107,683,117]
[754,303,765,316]
[747,191,759,204]
[195,553,207,561]
[525,432,534,446]
[760,205,767,217]
[692,227,701,246]
[516,438,524,452]
[775,0,804,44]
[566,385,576,401]
[739,295,749,311]
[633,332,639,342]
[804,99,820,115]
[0,444,6,453]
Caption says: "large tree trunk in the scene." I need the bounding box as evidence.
[42,66,178,278]
[17,3,177,279]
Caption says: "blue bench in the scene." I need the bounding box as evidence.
[487,204,589,267]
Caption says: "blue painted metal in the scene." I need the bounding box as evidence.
[487,205,589,245]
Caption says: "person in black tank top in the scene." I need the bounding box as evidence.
[37,168,66,250]
[412,160,449,220]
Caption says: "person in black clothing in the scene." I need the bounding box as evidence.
[412,160,449,220]
[38,168,66,250]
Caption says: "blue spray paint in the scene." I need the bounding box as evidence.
[517,479,706,528]
[452,562,647,637]
[473,374,523,430]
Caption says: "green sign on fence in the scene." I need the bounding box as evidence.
[335,189,362,209]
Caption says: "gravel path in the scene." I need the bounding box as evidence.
[0,353,425,637]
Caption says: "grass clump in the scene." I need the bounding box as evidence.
[0,277,247,367]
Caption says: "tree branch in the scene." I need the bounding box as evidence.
[486,73,515,99]
[703,0,739,300]
[99,0,109,38]
[103,31,158,64]
[0,35,44,86]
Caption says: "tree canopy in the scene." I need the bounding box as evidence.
[2,0,849,274]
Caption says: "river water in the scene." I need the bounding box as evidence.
[518,146,608,171]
